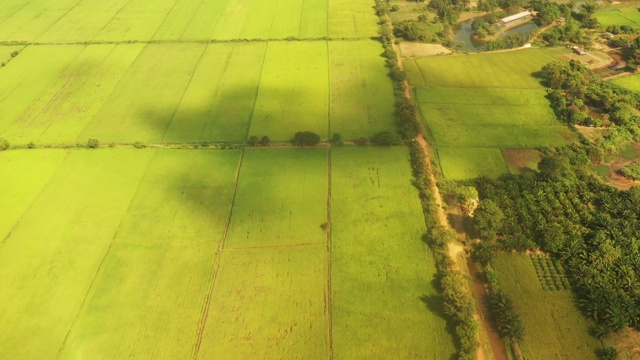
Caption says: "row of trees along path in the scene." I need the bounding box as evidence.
[389,27,507,359]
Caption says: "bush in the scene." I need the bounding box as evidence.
[370,131,400,146]
[247,136,259,146]
[292,131,320,146]
[26,142,36,149]
[87,138,99,148]
[330,133,343,145]
[133,141,146,149]
[259,135,271,146]
[0,137,8,151]
[354,137,369,146]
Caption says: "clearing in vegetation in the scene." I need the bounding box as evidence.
[407,49,575,179]
[611,74,640,93]
[492,254,600,360]
[595,7,640,29]
[331,146,456,359]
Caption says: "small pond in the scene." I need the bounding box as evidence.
[453,18,538,52]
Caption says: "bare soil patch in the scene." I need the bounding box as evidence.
[557,51,613,69]
[399,43,452,58]
[575,125,606,143]
[611,328,640,360]
[502,148,541,174]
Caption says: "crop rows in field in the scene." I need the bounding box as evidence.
[531,255,571,291]
[595,7,640,29]
[0,40,395,145]
[405,49,576,180]
[493,254,599,360]
[0,0,378,43]
[0,146,452,359]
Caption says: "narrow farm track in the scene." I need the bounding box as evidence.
[192,148,245,359]
[326,147,334,360]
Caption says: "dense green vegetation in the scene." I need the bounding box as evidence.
[619,160,640,180]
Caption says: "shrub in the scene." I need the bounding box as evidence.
[370,131,400,146]
[26,142,36,149]
[292,131,321,146]
[0,137,8,151]
[247,136,259,146]
[87,138,99,148]
[133,141,146,149]
[354,137,369,146]
[259,135,271,146]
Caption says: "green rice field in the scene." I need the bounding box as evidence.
[493,254,600,360]
[595,7,640,29]
[0,40,396,144]
[0,0,377,43]
[408,49,576,179]
[0,0,459,357]
[0,146,452,358]
[611,74,640,93]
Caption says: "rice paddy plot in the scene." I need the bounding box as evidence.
[437,147,508,180]
[164,42,266,143]
[79,43,205,144]
[249,42,329,140]
[611,74,640,93]
[492,254,599,360]
[595,7,640,28]
[0,0,79,43]
[329,40,396,139]
[0,149,155,359]
[0,149,67,239]
[0,45,85,138]
[328,0,380,38]
[1,44,145,145]
[407,49,555,89]
[0,45,23,64]
[225,148,328,248]
[198,245,329,359]
[331,146,456,359]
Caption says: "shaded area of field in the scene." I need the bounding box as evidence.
[331,147,456,358]
[492,254,599,360]
[0,0,378,42]
[0,146,454,358]
[0,40,395,144]
[225,148,328,248]
[408,49,576,179]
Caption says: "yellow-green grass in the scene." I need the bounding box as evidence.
[249,41,330,140]
[437,147,508,180]
[79,43,205,144]
[198,245,329,359]
[1,44,145,145]
[60,149,240,358]
[611,74,640,93]
[595,7,640,28]
[329,40,396,139]
[1,41,395,145]
[164,42,266,143]
[226,147,328,248]
[416,88,574,148]
[0,149,155,359]
[0,149,67,240]
[0,0,376,42]
[331,146,456,358]
[328,0,380,38]
[493,254,600,360]
[407,49,556,89]
[0,45,85,138]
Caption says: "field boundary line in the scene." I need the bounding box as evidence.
[0,37,373,47]
[0,2,31,28]
[326,146,334,360]
[225,242,324,250]
[161,44,209,142]
[204,44,236,123]
[297,0,306,38]
[243,42,269,140]
[56,149,159,357]
[193,148,245,359]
